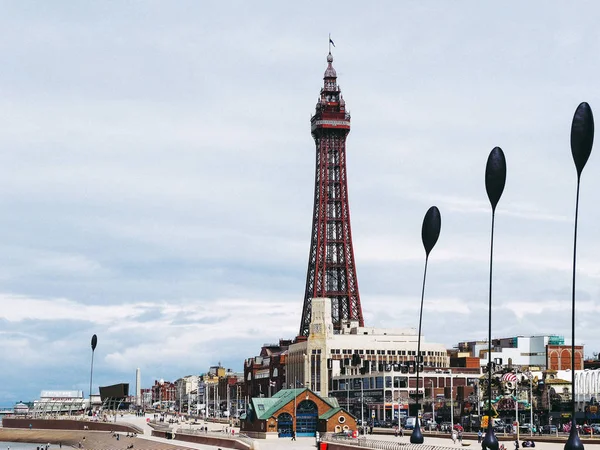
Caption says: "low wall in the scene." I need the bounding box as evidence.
[152,429,253,450]
[3,417,142,434]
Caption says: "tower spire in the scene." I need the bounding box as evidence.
[299,52,363,337]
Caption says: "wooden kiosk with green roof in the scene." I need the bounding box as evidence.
[240,387,356,439]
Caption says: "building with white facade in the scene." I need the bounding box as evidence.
[457,335,581,370]
[286,298,452,399]
[175,375,200,414]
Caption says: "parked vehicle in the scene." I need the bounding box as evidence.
[440,422,452,432]
[405,417,417,430]
[492,420,507,433]
[542,425,557,434]
[519,423,532,432]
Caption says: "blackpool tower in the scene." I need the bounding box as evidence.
[299,52,364,337]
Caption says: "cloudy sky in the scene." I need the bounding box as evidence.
[1,1,600,405]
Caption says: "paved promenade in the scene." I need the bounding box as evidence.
[5,414,600,450]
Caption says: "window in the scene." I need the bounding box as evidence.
[258,404,265,411]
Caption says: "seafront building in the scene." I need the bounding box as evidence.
[455,335,583,371]
[31,390,87,416]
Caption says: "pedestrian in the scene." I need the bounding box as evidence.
[514,440,520,450]
[395,426,399,437]
[451,429,457,444]
[478,429,483,443]
[400,425,404,437]
[458,430,463,443]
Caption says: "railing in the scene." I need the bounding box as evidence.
[321,434,455,450]
[175,428,254,447]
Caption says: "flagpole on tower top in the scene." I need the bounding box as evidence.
[328,34,335,53]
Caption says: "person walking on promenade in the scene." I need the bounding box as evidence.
[478,429,483,443]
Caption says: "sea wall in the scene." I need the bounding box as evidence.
[152,429,253,450]
[2,417,141,434]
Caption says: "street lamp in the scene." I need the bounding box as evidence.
[410,206,442,445]
[565,102,593,450]
[89,334,97,416]
[449,369,453,431]
[430,380,435,430]
[361,377,365,429]
[483,147,507,450]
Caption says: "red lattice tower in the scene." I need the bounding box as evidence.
[299,52,364,337]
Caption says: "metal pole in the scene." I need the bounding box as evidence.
[450,370,454,429]
[361,378,364,428]
[477,382,481,417]
[516,369,519,442]
[431,380,435,430]
[204,382,208,419]
[530,377,533,436]
[347,376,350,415]
[89,350,95,414]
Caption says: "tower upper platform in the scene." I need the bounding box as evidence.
[311,52,351,134]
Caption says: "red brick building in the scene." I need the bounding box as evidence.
[243,340,290,398]
[240,388,356,438]
[547,345,584,370]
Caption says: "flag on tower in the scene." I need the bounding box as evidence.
[329,37,335,47]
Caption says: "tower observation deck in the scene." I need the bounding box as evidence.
[299,52,364,337]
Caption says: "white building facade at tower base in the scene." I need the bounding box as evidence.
[287,298,450,398]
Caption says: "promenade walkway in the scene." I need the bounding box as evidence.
[4,414,600,450]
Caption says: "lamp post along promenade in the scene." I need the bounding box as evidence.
[410,206,441,444]
[482,147,507,450]
[565,102,594,450]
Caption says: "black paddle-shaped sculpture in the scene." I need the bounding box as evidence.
[89,334,98,414]
[565,102,594,450]
[410,206,441,444]
[482,147,506,450]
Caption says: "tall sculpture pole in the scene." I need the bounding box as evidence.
[482,147,506,450]
[89,334,98,414]
[410,206,441,444]
[565,102,594,450]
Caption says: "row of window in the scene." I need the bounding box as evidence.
[334,376,409,390]
[331,349,445,357]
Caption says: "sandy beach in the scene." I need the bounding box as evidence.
[0,428,202,450]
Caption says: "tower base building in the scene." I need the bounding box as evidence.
[287,298,452,398]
